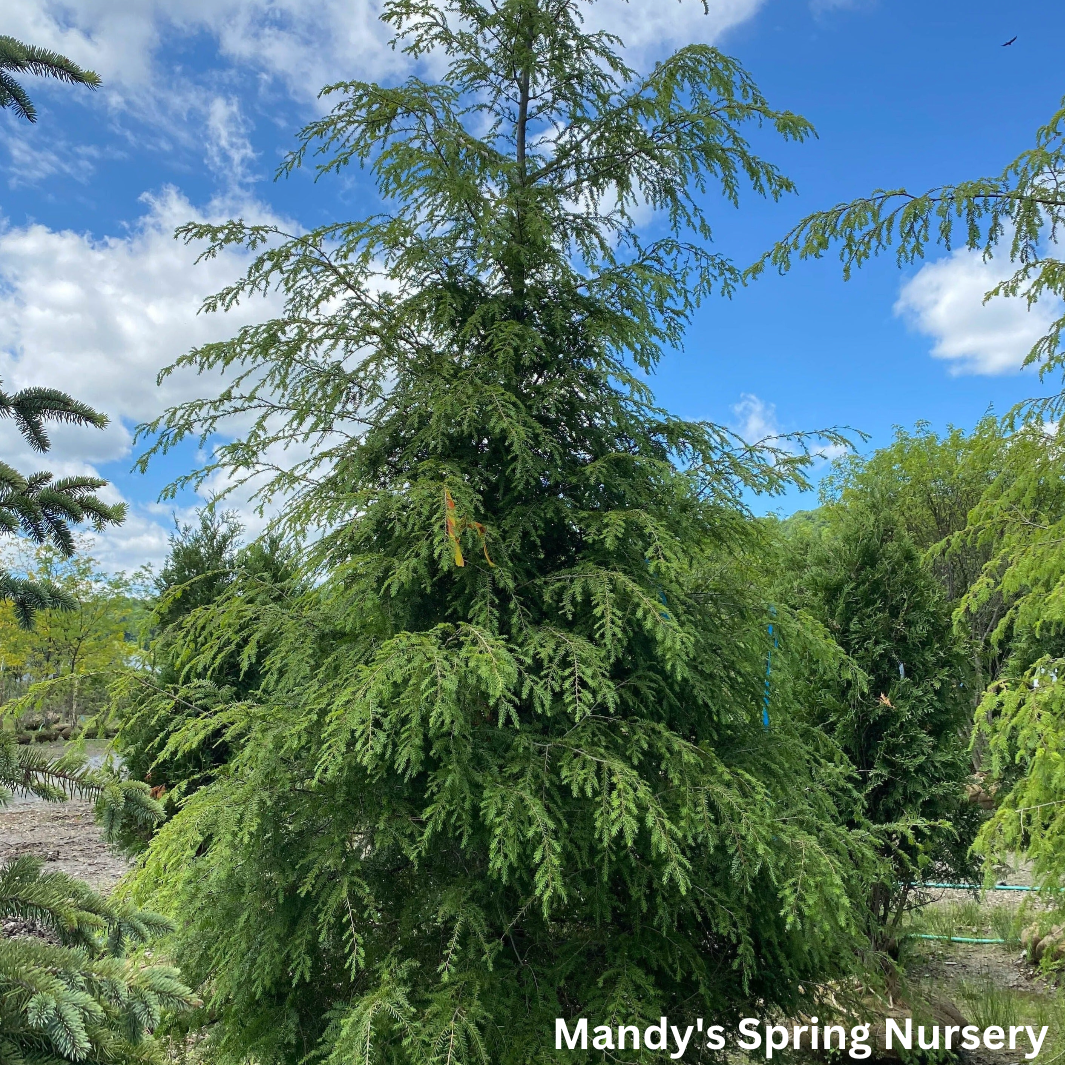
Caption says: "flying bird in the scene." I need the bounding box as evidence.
[1002,35,1018,46]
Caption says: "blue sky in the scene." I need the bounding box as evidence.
[1,0,1063,569]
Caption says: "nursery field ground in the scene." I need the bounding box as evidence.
[0,739,128,892]
[880,877,1065,1063]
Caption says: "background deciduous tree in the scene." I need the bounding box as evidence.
[1,542,143,728]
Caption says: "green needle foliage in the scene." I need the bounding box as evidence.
[0,35,100,123]
[110,513,301,837]
[820,420,1010,685]
[959,427,1065,886]
[774,502,976,942]
[1,382,126,627]
[0,732,195,1065]
[128,1,877,1061]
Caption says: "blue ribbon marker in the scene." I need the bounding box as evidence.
[644,557,670,619]
[763,607,777,729]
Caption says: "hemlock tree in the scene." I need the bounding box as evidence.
[963,427,1065,888]
[775,503,976,945]
[0,732,195,1065]
[1,382,125,627]
[0,35,100,123]
[129,1,876,1061]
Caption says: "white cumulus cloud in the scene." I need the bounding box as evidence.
[586,0,766,61]
[0,187,290,569]
[894,248,1064,375]
[732,392,781,443]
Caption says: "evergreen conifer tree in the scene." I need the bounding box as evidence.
[775,503,976,944]
[112,512,301,825]
[128,1,877,1060]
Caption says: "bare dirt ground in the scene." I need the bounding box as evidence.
[1,739,130,893]
[0,800,130,893]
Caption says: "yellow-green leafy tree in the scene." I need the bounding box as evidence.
[3,544,144,728]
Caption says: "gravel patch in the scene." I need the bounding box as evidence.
[0,799,130,893]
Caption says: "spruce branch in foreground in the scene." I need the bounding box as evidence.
[0,731,194,1065]
[0,35,100,123]
[0,380,125,626]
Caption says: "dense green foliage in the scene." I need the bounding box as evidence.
[820,421,1009,684]
[112,513,299,814]
[116,0,887,1061]
[3,7,1063,1056]
[0,732,193,1065]
[958,427,1065,884]
[0,35,100,123]
[14,2,1065,1052]
[775,501,976,938]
